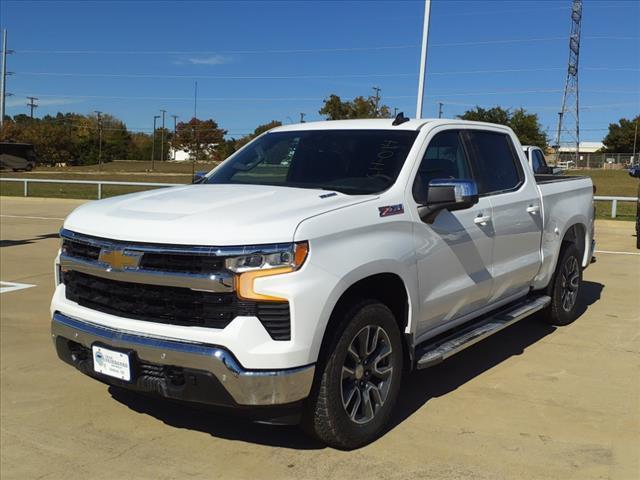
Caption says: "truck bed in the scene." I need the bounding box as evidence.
[533,174,594,290]
[534,174,589,184]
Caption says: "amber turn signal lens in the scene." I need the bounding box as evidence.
[235,241,309,302]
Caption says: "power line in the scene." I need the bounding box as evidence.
[13,71,418,80]
[12,65,637,82]
[14,35,639,56]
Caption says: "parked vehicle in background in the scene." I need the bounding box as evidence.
[522,145,562,174]
[629,166,640,249]
[0,143,38,171]
[51,118,596,449]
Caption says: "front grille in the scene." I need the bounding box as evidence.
[62,239,100,261]
[63,270,290,339]
[62,239,225,274]
[139,253,224,274]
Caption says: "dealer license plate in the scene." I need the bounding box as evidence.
[92,345,132,381]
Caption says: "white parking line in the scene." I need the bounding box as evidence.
[595,250,640,256]
[0,215,65,220]
[0,281,36,294]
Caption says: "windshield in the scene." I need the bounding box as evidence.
[205,129,419,195]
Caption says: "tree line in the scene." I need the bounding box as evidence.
[0,94,636,165]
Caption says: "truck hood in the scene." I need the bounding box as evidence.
[63,184,375,245]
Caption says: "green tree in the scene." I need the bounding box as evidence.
[319,93,391,120]
[1,112,136,165]
[459,106,548,149]
[235,120,283,150]
[173,118,227,161]
[601,115,640,152]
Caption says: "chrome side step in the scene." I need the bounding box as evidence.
[415,295,551,369]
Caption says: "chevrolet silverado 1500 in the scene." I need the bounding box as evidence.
[52,118,595,449]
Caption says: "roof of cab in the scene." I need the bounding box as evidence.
[269,118,515,133]
[270,118,435,132]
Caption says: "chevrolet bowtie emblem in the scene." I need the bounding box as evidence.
[98,249,143,271]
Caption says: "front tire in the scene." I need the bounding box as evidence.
[303,300,403,449]
[544,243,583,326]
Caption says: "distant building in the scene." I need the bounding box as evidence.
[557,141,604,154]
[168,143,219,162]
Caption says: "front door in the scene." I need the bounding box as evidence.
[411,129,495,339]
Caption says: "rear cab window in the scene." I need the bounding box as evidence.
[464,130,524,195]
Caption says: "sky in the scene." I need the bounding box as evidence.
[1,0,639,142]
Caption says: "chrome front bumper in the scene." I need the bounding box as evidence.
[51,312,314,406]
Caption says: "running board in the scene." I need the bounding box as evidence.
[415,295,551,369]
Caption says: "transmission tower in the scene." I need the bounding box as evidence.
[555,0,582,166]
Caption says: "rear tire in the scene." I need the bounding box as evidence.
[544,243,583,326]
[302,300,403,450]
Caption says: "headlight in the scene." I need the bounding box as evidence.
[229,242,309,302]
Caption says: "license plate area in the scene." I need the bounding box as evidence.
[92,343,133,382]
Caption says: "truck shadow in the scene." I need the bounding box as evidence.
[387,280,604,434]
[0,233,60,248]
[109,280,603,450]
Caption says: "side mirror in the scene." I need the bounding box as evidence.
[192,171,207,184]
[419,179,479,222]
[629,167,640,178]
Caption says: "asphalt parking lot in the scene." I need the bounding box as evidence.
[1,196,639,480]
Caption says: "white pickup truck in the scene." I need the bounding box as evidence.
[522,145,562,175]
[51,118,595,449]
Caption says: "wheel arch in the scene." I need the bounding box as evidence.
[314,271,414,372]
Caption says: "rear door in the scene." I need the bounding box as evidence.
[411,128,494,338]
[465,129,543,303]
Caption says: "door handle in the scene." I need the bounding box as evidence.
[474,214,491,225]
[526,205,540,214]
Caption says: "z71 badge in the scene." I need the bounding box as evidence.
[378,204,404,217]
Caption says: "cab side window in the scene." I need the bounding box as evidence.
[533,150,548,174]
[467,130,523,194]
[412,130,472,204]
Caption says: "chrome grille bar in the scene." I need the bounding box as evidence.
[60,228,236,292]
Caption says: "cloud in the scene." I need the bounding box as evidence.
[5,97,82,108]
[186,55,230,65]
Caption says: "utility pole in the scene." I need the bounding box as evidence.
[633,119,638,166]
[393,107,398,117]
[416,0,432,119]
[193,81,198,177]
[438,102,443,118]
[299,112,306,123]
[151,114,160,170]
[372,86,381,115]
[555,0,582,167]
[160,109,166,163]
[27,96,38,118]
[171,114,178,161]
[0,29,12,127]
[94,111,103,170]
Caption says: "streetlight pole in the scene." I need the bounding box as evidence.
[151,115,160,170]
[438,102,443,118]
[0,29,8,128]
[94,111,103,171]
[160,109,166,163]
[416,0,431,119]
[171,114,178,160]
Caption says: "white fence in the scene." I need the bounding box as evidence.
[0,177,638,218]
[0,177,182,199]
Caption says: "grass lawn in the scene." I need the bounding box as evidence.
[566,169,638,221]
[1,163,638,220]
